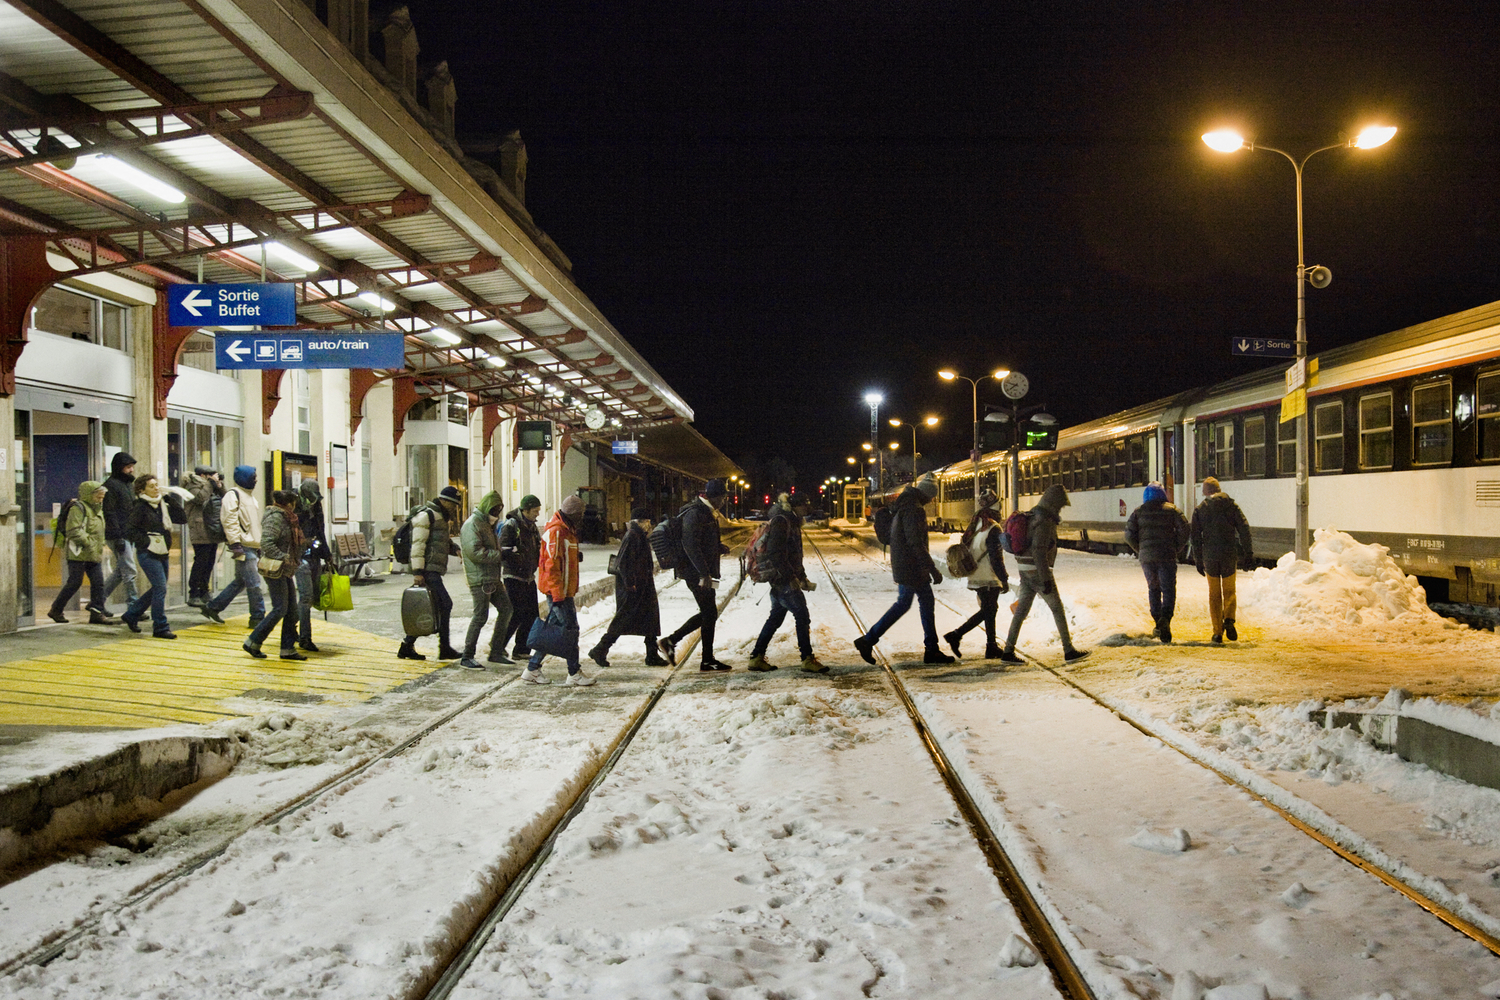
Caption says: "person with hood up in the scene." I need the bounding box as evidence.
[201,465,266,627]
[120,473,186,639]
[659,478,734,672]
[588,507,668,668]
[745,493,826,674]
[525,494,594,685]
[181,466,223,608]
[852,473,954,665]
[458,490,514,670]
[1189,476,1255,644]
[942,487,1010,660]
[244,490,304,660]
[999,483,1089,664]
[1126,481,1191,644]
[47,480,115,625]
[100,451,139,611]
[497,495,544,660]
[294,479,331,652]
[398,485,464,661]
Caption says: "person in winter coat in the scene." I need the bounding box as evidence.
[398,485,464,661]
[746,494,826,674]
[294,479,331,652]
[588,507,668,668]
[244,490,304,660]
[659,479,734,672]
[853,474,954,665]
[100,451,139,611]
[201,466,266,627]
[181,466,223,607]
[1000,484,1089,664]
[120,474,186,639]
[47,480,115,625]
[943,488,1010,660]
[497,495,543,659]
[458,490,513,670]
[1126,481,1192,644]
[525,495,594,685]
[1189,477,1255,643]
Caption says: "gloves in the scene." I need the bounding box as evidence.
[930,567,943,586]
[998,580,1010,594]
[413,570,427,584]
[1195,562,1206,577]
[230,543,245,560]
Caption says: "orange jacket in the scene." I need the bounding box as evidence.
[536,510,579,601]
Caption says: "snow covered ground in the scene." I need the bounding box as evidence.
[4,525,1500,998]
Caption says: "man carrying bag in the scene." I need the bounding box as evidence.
[524,496,594,686]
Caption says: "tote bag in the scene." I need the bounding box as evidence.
[527,603,580,661]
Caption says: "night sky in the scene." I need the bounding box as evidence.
[399,0,1500,490]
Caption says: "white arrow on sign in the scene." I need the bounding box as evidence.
[180,288,213,317]
[224,339,250,362]
[1237,339,1250,352]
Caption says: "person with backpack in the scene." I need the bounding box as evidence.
[100,451,139,612]
[458,490,514,670]
[999,483,1089,664]
[1126,481,1192,644]
[200,466,267,628]
[659,479,733,671]
[525,495,594,685]
[294,480,331,653]
[46,480,115,625]
[181,466,224,608]
[746,493,826,674]
[120,473,187,639]
[497,495,544,660]
[588,507,668,668]
[853,474,954,665]
[398,485,465,661]
[1190,476,1255,644]
[942,488,1010,660]
[244,490,305,660]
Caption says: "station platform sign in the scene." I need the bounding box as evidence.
[168,283,297,327]
[1232,337,1296,359]
[214,332,405,370]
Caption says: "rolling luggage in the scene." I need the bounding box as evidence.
[401,585,436,636]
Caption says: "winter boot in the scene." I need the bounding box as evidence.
[799,654,829,673]
[47,609,67,624]
[1150,617,1161,639]
[924,645,956,665]
[397,638,426,661]
[459,657,485,669]
[89,608,116,625]
[643,641,669,667]
[1062,646,1090,663]
[657,637,677,665]
[242,639,266,660]
[984,643,1004,660]
[852,636,876,664]
[487,648,515,665]
[280,649,307,661]
[746,654,778,672]
[998,647,1023,665]
[1223,619,1238,641]
[1158,618,1172,644]
[587,643,611,669]
[437,642,463,661]
[943,629,963,659]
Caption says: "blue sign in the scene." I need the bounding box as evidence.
[215,333,406,370]
[612,440,639,455]
[169,283,297,327]
[1232,337,1296,359]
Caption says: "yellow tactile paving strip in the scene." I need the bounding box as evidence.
[0,617,435,729]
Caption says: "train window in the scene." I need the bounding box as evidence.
[1243,417,1265,477]
[1278,416,1296,474]
[1358,392,1394,470]
[1314,401,1344,472]
[1195,423,1214,480]
[1214,421,1235,480]
[1478,372,1500,460]
[1113,439,1127,487]
[1412,381,1453,466]
[1129,436,1146,485]
[1083,448,1095,490]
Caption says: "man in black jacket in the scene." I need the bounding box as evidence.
[588,507,668,668]
[1190,477,1255,643]
[100,451,139,611]
[497,495,543,659]
[746,494,825,673]
[853,474,954,665]
[1125,481,1191,644]
[659,479,733,671]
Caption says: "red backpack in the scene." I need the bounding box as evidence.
[1001,510,1031,555]
[742,520,774,582]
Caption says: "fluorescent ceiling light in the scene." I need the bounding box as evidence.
[426,327,461,345]
[94,154,185,203]
[484,354,507,368]
[264,241,318,273]
[359,291,395,312]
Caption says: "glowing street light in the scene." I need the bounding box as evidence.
[938,368,1008,505]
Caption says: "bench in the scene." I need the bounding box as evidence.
[333,532,378,581]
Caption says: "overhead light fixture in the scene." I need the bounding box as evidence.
[263,241,319,273]
[484,354,506,368]
[358,291,396,312]
[426,327,461,345]
[1354,125,1397,149]
[1202,129,1246,153]
[93,154,185,203]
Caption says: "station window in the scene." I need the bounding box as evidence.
[1314,400,1344,472]
[1478,371,1500,460]
[1278,416,1296,474]
[1412,381,1453,466]
[31,285,130,351]
[1243,416,1265,477]
[1358,391,1394,470]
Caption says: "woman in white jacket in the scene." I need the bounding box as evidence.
[943,488,1010,660]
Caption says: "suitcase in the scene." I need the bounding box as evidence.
[401,585,436,637]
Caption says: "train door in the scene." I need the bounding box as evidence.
[1178,418,1194,508]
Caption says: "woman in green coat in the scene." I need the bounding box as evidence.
[47,481,116,625]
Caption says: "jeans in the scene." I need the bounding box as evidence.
[1004,571,1073,650]
[951,586,1001,646]
[249,575,299,652]
[528,596,581,674]
[667,578,719,662]
[188,543,219,600]
[123,552,171,635]
[464,583,513,659]
[1207,573,1238,634]
[752,583,811,659]
[501,578,539,654]
[51,560,105,615]
[404,574,453,647]
[1141,560,1178,623]
[295,555,321,643]
[208,548,266,619]
[102,538,138,607]
[864,582,937,647]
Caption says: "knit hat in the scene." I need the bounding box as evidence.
[520,494,542,511]
[299,479,323,502]
[111,452,137,474]
[233,465,257,489]
[1037,483,1070,513]
[1201,477,1221,496]
[193,465,217,477]
[702,478,727,499]
[437,485,463,505]
[1143,481,1167,504]
[631,506,650,521]
[561,495,584,517]
[977,487,999,510]
[914,473,939,500]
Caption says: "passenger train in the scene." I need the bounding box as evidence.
[882,297,1500,606]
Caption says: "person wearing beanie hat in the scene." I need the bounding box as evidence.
[396,485,464,661]
[1190,477,1254,643]
[180,465,224,607]
[1126,482,1191,644]
[589,507,667,668]
[660,477,734,671]
[457,491,514,669]
[293,478,331,652]
[942,486,1010,661]
[745,493,825,674]
[100,451,140,610]
[497,495,545,659]
[526,496,594,685]
[1000,483,1089,664]
[201,464,267,628]
[852,475,955,666]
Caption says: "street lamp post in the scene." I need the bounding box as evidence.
[939,369,1007,507]
[888,416,939,482]
[1203,124,1395,560]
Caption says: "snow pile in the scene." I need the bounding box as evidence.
[1401,697,1500,748]
[225,713,393,771]
[1239,527,1435,630]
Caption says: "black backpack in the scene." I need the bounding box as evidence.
[872,505,895,546]
[392,506,429,564]
[202,492,226,543]
[50,498,81,553]
[648,513,684,570]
